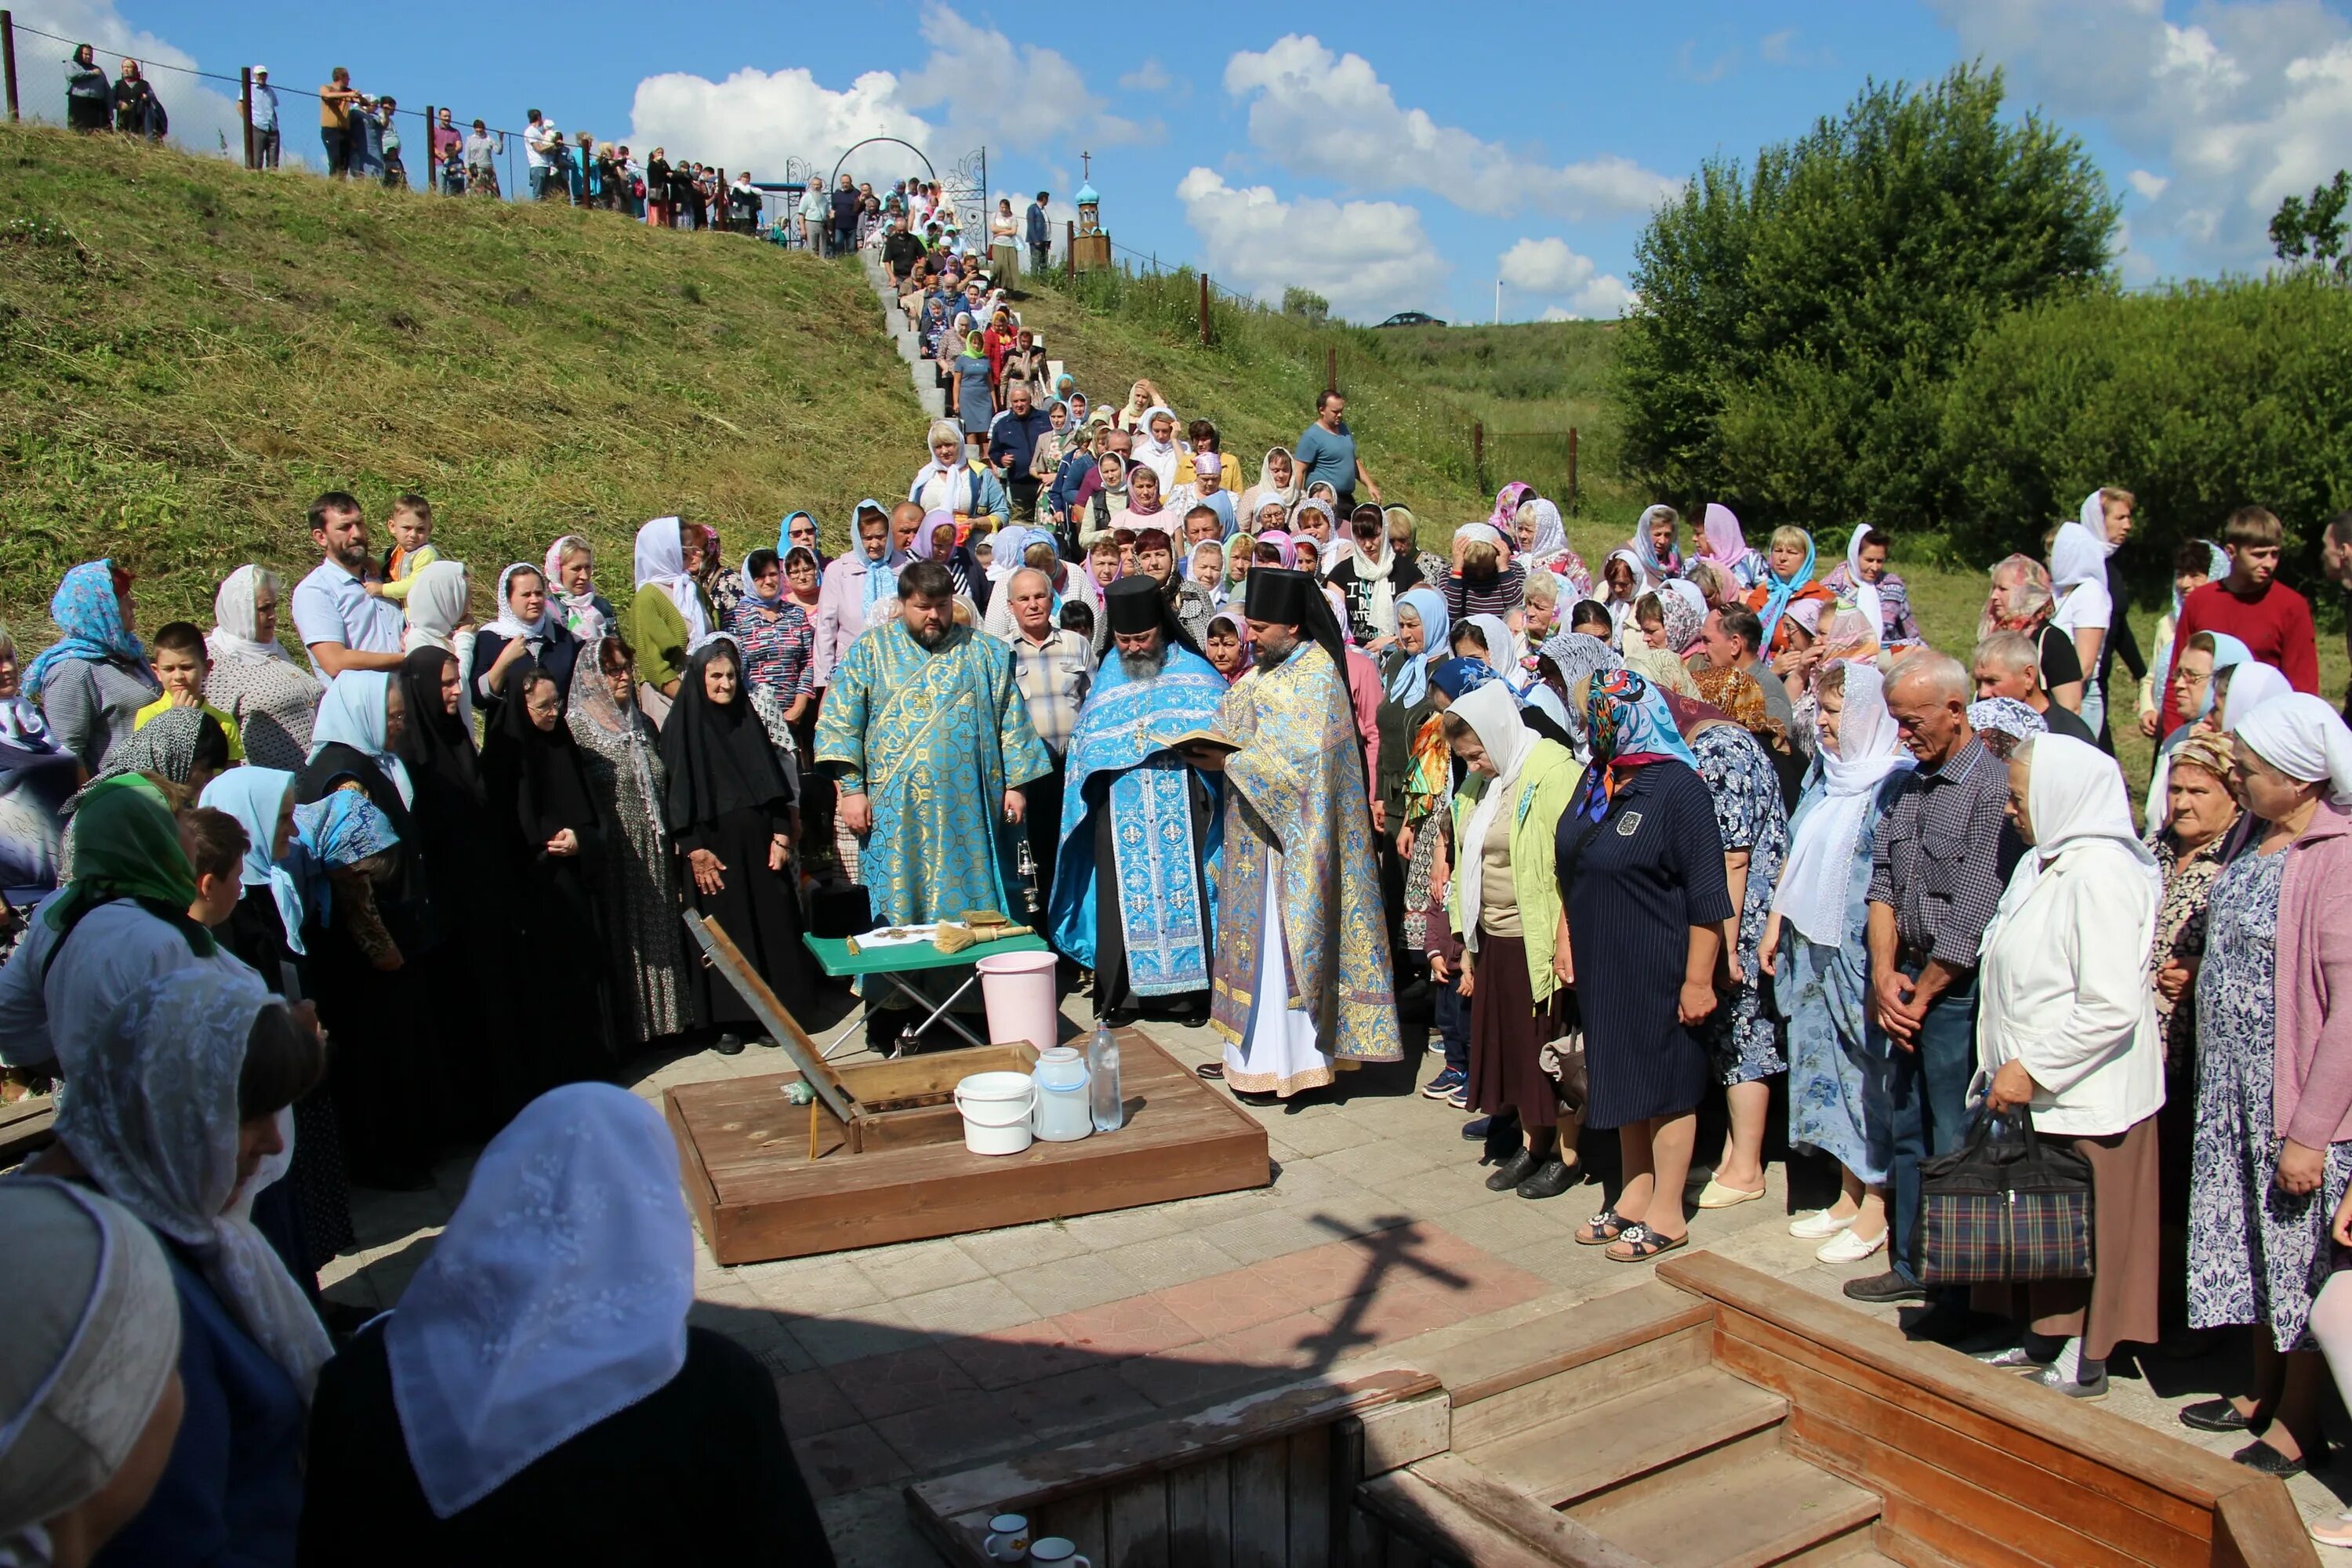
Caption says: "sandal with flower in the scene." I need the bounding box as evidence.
[1606,1223,1690,1263]
[1576,1208,1628,1247]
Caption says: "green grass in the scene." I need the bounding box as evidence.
[0,122,923,639]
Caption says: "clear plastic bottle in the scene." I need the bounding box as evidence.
[1087,1022,1123,1132]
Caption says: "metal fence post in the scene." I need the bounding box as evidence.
[240,68,254,169]
[2,13,19,125]
[1568,427,1580,508]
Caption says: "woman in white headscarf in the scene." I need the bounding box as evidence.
[24,967,331,1560]
[1973,733,2162,1400]
[399,559,476,731]
[2049,509,2115,739]
[1762,661,1911,1265]
[626,516,717,714]
[1129,405,1182,493]
[1240,445,1301,522]
[0,1181,186,1568]
[299,1083,832,1561]
[1440,681,1585,1200]
[202,564,323,772]
[2185,695,2352,1479]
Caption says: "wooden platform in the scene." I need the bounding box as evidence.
[665,1029,1271,1265]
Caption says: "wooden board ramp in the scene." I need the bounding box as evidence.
[902,1259,2319,1566]
[664,914,1269,1263]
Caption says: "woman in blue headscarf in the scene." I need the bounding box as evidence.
[2140,539,2229,739]
[1743,525,1831,659]
[24,558,161,772]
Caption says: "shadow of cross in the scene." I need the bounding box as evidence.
[1289,1214,1476,1374]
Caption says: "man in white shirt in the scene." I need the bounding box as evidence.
[796,180,826,249]
[523,109,558,201]
[999,567,1096,906]
[291,491,405,683]
[251,66,280,168]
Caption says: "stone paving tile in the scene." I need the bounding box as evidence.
[731,1257,886,1317]
[1098,1232,1245,1292]
[1113,1345,1291,1408]
[1054,1204,1189,1252]
[1260,1111,1382,1158]
[1312,1281,1465,1345]
[1249,1241,1386,1308]
[1441,1195,1581,1258]
[1211,1310,1342,1375]
[788,1301,933,1368]
[851,1236,990,1301]
[1153,1267,1308,1339]
[1000,1250,1149,1317]
[774,1368,862,1436]
[1193,1206,1355,1266]
[1054,1293,1204,1359]
[836,1343,983,1422]
[935,1319,1102,1392]
[1313,1138,1446,1189]
[791,1423,910,1501]
[953,1221,1092,1275]
[893,1276,1040,1338]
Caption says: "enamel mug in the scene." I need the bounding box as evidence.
[1027,1537,1091,1568]
[981,1514,1029,1563]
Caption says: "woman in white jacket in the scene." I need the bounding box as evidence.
[1973,731,2164,1399]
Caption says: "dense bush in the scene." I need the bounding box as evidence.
[1940,274,2352,590]
[1616,65,2115,532]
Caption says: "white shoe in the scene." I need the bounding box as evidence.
[1788,1209,1856,1240]
[1817,1226,1886,1265]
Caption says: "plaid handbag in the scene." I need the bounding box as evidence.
[1918,1108,2094,1286]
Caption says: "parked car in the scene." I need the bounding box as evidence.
[1377,310,1446,328]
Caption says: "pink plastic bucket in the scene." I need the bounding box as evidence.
[976,949,1059,1051]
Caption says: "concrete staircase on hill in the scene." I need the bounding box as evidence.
[862,252,946,421]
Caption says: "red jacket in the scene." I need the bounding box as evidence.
[2159,578,2318,732]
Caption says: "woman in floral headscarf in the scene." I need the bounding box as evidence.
[25,558,160,772]
[1555,668,1727,1263]
[1690,503,1766,591]
[1980,554,2084,714]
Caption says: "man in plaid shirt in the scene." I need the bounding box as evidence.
[1001,568,1095,903]
[1848,651,2023,1320]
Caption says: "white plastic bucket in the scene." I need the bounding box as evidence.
[977,949,1060,1052]
[953,1071,1037,1156]
[1030,1047,1093,1143]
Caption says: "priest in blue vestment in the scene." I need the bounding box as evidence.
[1049,578,1224,1026]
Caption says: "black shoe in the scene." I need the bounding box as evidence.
[2231,1439,2307,1479]
[1843,1269,1928,1305]
[2180,1398,2252,1434]
[1516,1157,1577,1200]
[1104,1006,1141,1027]
[713,1033,744,1056]
[1461,1115,1494,1142]
[1485,1148,1540,1192]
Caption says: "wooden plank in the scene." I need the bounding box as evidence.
[1874,1496,2041,1568]
[1786,1405,2142,1568]
[2213,1481,2324,1568]
[902,1500,998,1568]
[1448,1326,1709,1452]
[663,1088,724,1257]
[1359,1466,1638,1568]
[1717,1330,2208,1566]
[1465,1364,1787,1508]
[1716,1310,2214,1543]
[1102,1473,1171,1568]
[1662,1252,2249,1508]
[1287,1428,1331,1567]
[1356,1392,1451,1478]
[684,912,857,1122]
[1414,1282,1711,1408]
[910,1367,1440,1521]
[1169,1454,1233,1568]
[670,1031,1271,1263]
[1036,1492,1105,1565]
[1230,1438,1288,1568]
[1332,1419,1370,1566]
[1406,1454,1653,1568]
[1560,1439,1879,1568]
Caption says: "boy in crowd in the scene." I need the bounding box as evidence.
[367,493,440,603]
[2158,505,2320,732]
[134,622,245,762]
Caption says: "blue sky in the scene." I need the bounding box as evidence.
[23,0,2352,321]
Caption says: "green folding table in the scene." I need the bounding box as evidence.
[801,928,1054,1059]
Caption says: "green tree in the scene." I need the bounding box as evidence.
[1281,286,1330,326]
[1615,65,2117,531]
[2270,170,2351,281]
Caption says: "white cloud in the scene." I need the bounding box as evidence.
[1175,167,1447,321]
[630,5,1149,182]
[1119,60,1172,93]
[1497,237,1635,319]
[1222,36,1679,221]
[1929,0,2352,267]
[1760,29,1798,64]
[16,0,250,160]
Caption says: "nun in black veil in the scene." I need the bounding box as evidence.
[395,647,526,1135]
[658,634,809,1053]
[482,664,616,1091]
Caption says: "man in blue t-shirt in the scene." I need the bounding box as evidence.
[1293,390,1381,514]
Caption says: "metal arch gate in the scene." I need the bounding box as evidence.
[823,138,986,238]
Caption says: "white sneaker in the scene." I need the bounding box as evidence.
[1788,1209,1856,1240]
[1817,1227,1887,1265]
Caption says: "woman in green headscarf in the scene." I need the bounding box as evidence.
[0,775,253,1078]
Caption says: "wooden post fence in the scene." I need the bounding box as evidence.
[1568,427,1580,507]
[239,67,253,169]
[1065,219,1075,278]
[423,103,434,191]
[2,13,19,125]
[1198,272,1210,346]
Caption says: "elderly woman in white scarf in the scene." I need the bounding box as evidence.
[624,516,717,714]
[21,966,334,1559]
[1513,496,1592,601]
[0,1181,188,1568]
[1129,405,1183,495]
[202,565,324,772]
[1762,662,1911,1265]
[909,418,1011,532]
[1972,733,2163,1400]
[2048,505,2118,741]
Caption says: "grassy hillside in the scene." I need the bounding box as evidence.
[0,122,920,636]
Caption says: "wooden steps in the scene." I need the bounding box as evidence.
[1463,1365,1790,1508]
[1565,1439,1881,1568]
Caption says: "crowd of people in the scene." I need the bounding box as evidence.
[8,216,2352,1555]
